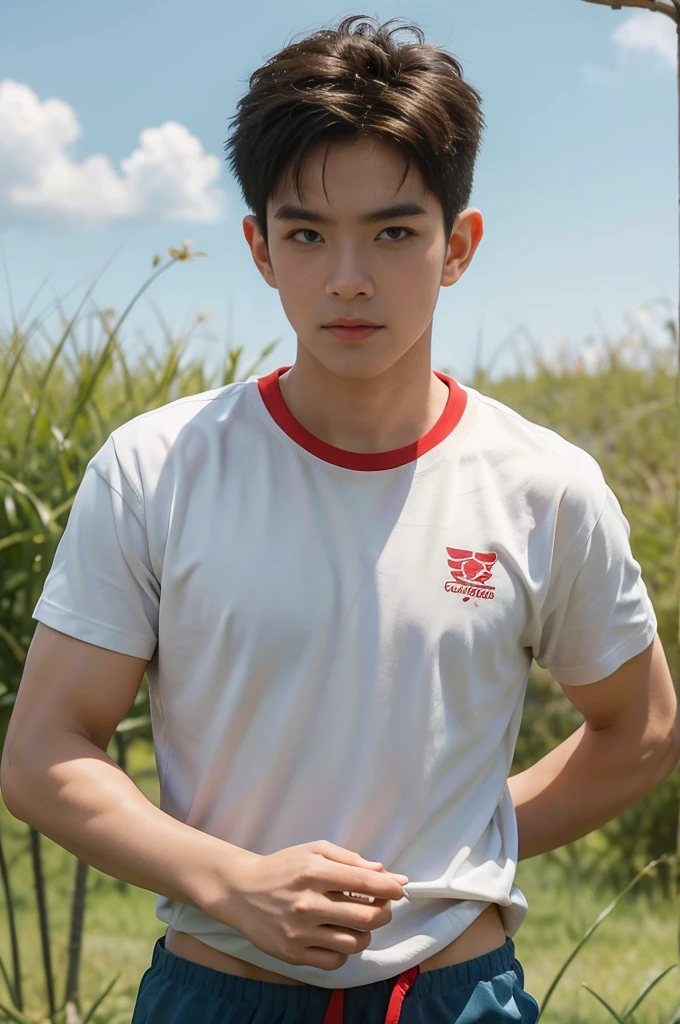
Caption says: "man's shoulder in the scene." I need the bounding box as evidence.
[114,378,247,443]
[467,385,607,515]
[91,379,250,497]
[470,386,601,470]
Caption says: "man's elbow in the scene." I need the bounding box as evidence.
[0,756,25,819]
[650,721,680,786]
[1,743,40,821]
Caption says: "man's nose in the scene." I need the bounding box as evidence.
[325,249,375,298]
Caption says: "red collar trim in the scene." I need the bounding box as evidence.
[257,366,468,471]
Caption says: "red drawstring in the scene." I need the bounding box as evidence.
[322,966,420,1024]
[322,989,344,1024]
[383,967,421,1023]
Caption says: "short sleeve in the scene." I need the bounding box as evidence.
[32,435,159,660]
[533,483,657,686]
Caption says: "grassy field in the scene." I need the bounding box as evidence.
[1,739,678,1024]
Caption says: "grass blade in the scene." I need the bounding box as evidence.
[0,1001,33,1023]
[538,855,672,1014]
[19,244,127,469]
[582,983,624,1021]
[0,958,18,1012]
[80,973,120,1024]
[622,963,678,1019]
[0,472,53,529]
[0,828,21,1011]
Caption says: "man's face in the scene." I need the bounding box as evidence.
[243,136,483,380]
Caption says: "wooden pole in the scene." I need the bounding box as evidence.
[581,0,678,20]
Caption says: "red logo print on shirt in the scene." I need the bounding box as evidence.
[445,548,497,602]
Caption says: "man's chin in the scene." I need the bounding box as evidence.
[295,339,409,382]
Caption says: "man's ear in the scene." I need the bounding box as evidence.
[440,209,484,288]
[243,215,278,289]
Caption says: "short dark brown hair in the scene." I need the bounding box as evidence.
[224,14,485,247]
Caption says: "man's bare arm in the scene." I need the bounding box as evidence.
[0,623,252,917]
[508,637,680,861]
[1,624,411,973]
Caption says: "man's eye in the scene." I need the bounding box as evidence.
[290,229,322,244]
[379,227,413,241]
[288,227,414,244]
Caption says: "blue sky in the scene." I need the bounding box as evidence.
[0,0,676,383]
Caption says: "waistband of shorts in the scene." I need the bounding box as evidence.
[148,933,519,1007]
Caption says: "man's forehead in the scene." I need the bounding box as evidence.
[269,138,429,215]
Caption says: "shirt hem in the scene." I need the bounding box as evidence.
[156,889,529,989]
[32,596,157,660]
[549,613,657,686]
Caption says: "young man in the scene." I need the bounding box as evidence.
[1,13,677,1024]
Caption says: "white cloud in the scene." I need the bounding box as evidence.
[613,9,677,69]
[0,80,228,226]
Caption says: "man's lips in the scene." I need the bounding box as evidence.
[325,325,383,341]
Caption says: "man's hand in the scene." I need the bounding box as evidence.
[206,839,409,971]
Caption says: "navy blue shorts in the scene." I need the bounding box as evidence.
[130,933,541,1023]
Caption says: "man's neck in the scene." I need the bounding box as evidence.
[277,342,450,454]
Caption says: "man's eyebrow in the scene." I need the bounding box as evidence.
[272,201,429,225]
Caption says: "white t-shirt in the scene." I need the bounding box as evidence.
[32,366,657,988]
